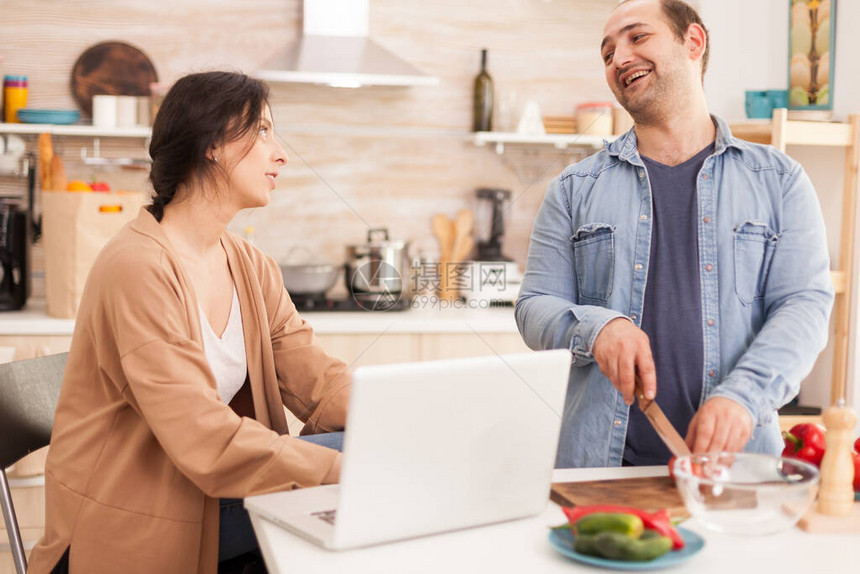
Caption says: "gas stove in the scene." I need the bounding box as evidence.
[290,292,411,313]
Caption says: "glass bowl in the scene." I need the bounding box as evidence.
[672,453,819,535]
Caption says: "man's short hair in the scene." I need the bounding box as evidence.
[659,0,710,78]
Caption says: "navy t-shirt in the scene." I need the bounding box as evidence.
[623,143,714,466]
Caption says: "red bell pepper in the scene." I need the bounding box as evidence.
[561,504,685,550]
[854,436,860,455]
[852,451,860,492]
[782,423,826,466]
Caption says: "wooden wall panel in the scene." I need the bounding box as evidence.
[1,0,618,272]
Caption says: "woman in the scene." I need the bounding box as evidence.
[28,72,350,574]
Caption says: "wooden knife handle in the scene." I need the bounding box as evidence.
[633,372,692,457]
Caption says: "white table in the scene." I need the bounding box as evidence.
[247,466,857,574]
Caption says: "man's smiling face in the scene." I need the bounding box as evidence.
[600,0,698,123]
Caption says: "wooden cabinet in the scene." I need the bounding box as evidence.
[314,334,421,369]
[731,109,859,405]
[315,332,529,366]
[286,331,530,434]
[420,333,530,361]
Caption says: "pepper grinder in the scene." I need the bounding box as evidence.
[817,401,857,516]
[798,400,860,532]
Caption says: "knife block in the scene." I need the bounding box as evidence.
[797,404,860,533]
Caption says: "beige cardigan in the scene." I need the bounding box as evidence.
[28,209,350,574]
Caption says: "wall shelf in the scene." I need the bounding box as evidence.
[472,131,614,155]
[730,118,853,148]
[731,108,860,405]
[0,122,151,138]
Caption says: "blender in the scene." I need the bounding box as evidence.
[464,188,522,306]
[474,188,512,262]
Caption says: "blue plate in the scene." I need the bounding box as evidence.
[16,109,81,125]
[549,527,705,571]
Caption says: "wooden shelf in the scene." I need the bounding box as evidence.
[732,108,860,405]
[731,117,853,147]
[0,122,150,138]
[831,270,847,294]
[472,131,615,154]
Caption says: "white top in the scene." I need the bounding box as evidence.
[199,286,247,404]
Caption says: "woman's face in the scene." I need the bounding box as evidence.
[219,105,288,211]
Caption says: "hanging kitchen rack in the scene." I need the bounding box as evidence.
[0,156,30,179]
[80,137,151,168]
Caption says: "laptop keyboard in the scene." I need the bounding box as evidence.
[311,509,337,525]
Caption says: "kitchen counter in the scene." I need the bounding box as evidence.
[248,466,857,574]
[0,301,76,336]
[0,299,522,336]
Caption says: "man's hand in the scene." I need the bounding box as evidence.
[592,318,657,405]
[686,397,753,453]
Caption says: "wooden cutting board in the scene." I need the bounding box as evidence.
[70,41,158,117]
[551,476,689,520]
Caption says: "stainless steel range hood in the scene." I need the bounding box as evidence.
[257,0,438,88]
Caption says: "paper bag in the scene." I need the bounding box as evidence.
[42,191,148,318]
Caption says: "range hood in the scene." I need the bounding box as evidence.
[257,0,438,88]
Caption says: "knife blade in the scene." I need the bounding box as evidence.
[634,373,692,457]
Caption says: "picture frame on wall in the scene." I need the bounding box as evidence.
[789,0,835,114]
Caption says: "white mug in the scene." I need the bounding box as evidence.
[136,96,152,126]
[92,95,118,129]
[116,96,137,128]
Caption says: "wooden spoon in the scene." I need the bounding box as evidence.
[453,235,474,262]
[451,209,474,262]
[432,213,454,261]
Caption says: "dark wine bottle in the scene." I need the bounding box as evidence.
[472,49,494,132]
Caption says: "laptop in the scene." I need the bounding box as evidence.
[244,349,571,550]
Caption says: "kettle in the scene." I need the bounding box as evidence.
[345,228,410,298]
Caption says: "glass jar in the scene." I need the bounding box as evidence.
[576,101,614,136]
[3,75,28,124]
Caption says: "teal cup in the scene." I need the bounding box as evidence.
[767,90,789,111]
[745,90,772,119]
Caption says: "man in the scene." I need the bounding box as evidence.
[515,0,834,467]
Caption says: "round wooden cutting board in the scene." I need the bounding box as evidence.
[70,41,158,118]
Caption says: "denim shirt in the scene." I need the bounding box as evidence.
[515,115,834,468]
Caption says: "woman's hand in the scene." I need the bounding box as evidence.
[321,453,342,484]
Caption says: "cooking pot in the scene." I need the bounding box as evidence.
[280,247,340,296]
[345,228,410,296]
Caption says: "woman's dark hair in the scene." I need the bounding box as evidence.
[147,71,270,221]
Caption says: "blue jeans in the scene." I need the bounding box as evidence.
[218,432,344,563]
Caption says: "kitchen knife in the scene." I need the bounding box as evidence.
[634,373,692,457]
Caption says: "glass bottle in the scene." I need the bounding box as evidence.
[472,49,494,132]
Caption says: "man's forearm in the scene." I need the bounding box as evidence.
[515,293,627,365]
